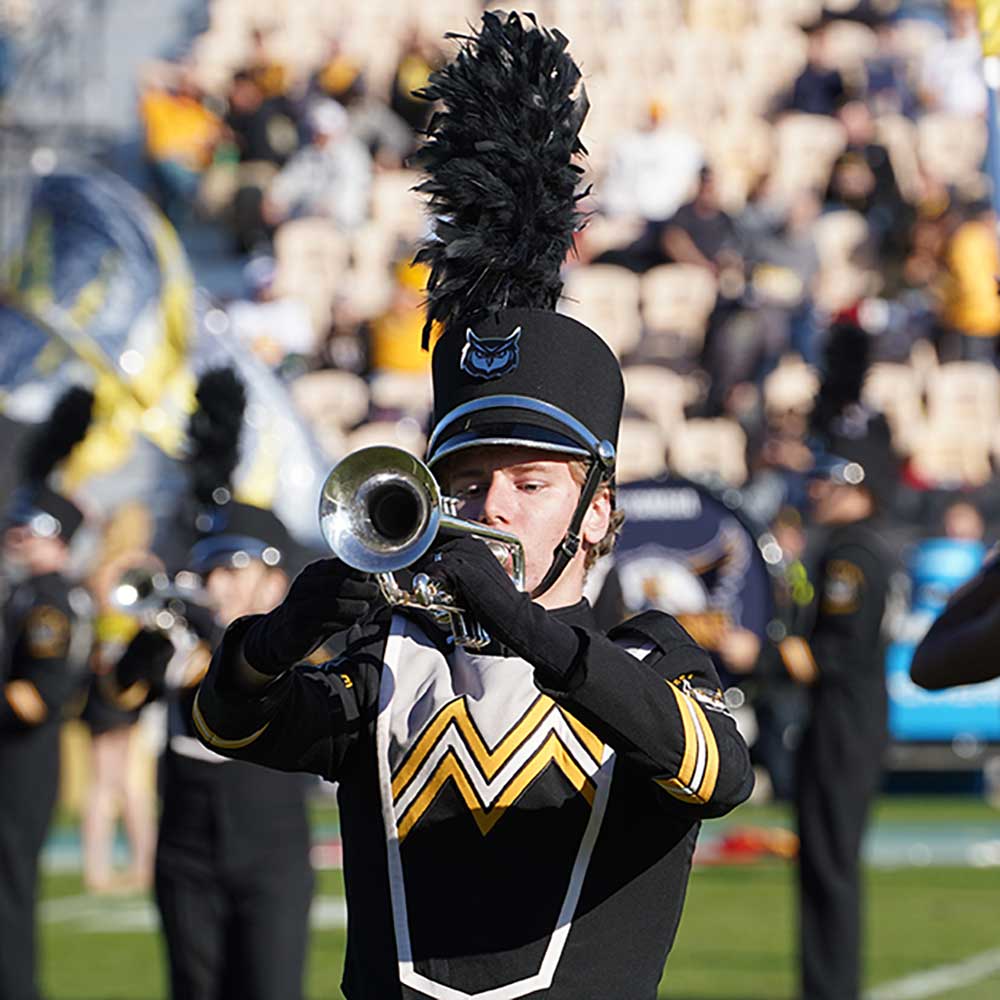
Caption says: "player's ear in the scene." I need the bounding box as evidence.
[581,485,611,546]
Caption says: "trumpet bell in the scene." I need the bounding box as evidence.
[319,446,443,574]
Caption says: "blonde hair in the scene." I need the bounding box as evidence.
[569,460,624,571]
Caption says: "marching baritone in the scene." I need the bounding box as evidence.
[193,13,753,1000]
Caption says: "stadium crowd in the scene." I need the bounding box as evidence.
[132,0,1000,543]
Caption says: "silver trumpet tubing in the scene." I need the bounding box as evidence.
[318,445,524,650]
[110,565,207,633]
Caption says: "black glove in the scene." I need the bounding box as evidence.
[415,537,583,686]
[241,558,379,675]
[116,628,175,694]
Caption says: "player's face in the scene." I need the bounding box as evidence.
[205,561,288,626]
[442,446,610,605]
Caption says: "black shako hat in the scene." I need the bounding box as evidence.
[427,308,624,469]
[413,12,621,597]
[189,500,292,575]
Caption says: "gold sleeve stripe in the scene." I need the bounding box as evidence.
[666,682,698,788]
[396,731,596,843]
[5,680,48,725]
[688,697,720,802]
[778,637,819,683]
[658,681,719,804]
[191,691,270,750]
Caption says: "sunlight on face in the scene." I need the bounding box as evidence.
[439,446,609,604]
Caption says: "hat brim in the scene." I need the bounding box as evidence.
[189,535,282,574]
[427,396,604,468]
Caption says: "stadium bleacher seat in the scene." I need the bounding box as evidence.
[640,264,718,359]
[668,418,748,487]
[561,265,643,359]
[623,365,695,435]
[616,417,669,484]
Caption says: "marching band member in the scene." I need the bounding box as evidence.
[194,14,753,999]
[0,388,92,1000]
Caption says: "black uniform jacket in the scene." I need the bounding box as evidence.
[194,600,754,1000]
[1,572,76,736]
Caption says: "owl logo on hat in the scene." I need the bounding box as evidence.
[459,327,521,380]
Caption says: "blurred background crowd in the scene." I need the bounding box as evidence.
[2,0,1000,807]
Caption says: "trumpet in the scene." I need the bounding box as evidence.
[318,445,524,649]
[111,565,207,633]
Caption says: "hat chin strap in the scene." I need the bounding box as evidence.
[530,441,615,601]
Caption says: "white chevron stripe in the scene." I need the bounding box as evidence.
[393,706,601,820]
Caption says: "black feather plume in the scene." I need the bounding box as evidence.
[187,367,246,507]
[810,320,872,441]
[413,10,589,348]
[20,386,95,482]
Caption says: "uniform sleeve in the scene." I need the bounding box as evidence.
[0,601,75,731]
[535,614,754,818]
[192,613,382,779]
[801,543,888,683]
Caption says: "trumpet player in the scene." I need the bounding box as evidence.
[195,13,753,1000]
[114,370,315,1000]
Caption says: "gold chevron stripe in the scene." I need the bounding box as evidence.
[563,711,604,765]
[396,731,597,843]
[393,694,568,798]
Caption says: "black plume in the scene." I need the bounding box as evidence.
[413,10,589,348]
[810,320,871,440]
[187,367,246,507]
[20,386,95,482]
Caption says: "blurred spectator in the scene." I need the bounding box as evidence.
[865,20,920,118]
[312,40,366,107]
[366,260,433,375]
[786,24,847,116]
[824,100,911,279]
[140,62,223,228]
[245,27,290,100]
[226,256,315,370]
[942,499,986,542]
[390,29,438,135]
[225,72,300,252]
[225,71,299,168]
[937,200,1000,362]
[662,167,743,279]
[263,100,372,231]
[600,101,703,222]
[919,2,987,116]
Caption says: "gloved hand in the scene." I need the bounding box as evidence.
[241,558,379,675]
[415,537,583,684]
[116,628,175,693]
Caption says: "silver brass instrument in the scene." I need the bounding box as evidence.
[318,445,524,649]
[111,565,206,632]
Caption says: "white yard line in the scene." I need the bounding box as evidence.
[42,894,347,932]
[865,947,1000,1000]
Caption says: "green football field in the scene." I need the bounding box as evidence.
[39,797,1000,999]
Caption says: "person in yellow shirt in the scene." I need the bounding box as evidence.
[939,200,1000,362]
[366,259,435,375]
[140,62,222,228]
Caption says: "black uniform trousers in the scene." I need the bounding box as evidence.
[0,727,60,1000]
[154,750,314,1000]
[795,693,883,1000]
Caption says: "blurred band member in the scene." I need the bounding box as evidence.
[1,389,93,1000]
[115,503,314,1000]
